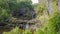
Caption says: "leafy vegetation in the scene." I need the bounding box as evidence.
[3,27,21,34]
[34,28,44,34]
[47,11,60,34]
[0,0,60,34]
[23,30,32,34]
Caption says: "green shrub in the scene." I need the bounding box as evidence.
[23,29,32,34]
[3,27,21,34]
[34,28,44,34]
[48,12,60,34]
[0,9,10,22]
[3,32,9,34]
[57,31,60,34]
[10,27,20,34]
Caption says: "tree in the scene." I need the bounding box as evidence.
[0,9,10,23]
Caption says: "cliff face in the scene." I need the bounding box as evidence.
[0,0,37,30]
[11,7,35,20]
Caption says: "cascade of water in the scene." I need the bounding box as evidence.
[26,23,29,29]
[46,0,52,14]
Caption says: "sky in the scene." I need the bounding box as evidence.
[31,0,38,4]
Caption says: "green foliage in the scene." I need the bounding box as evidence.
[3,27,21,34]
[0,9,9,18]
[33,4,45,17]
[9,27,20,34]
[0,0,59,34]
[34,28,44,34]
[8,0,33,20]
[57,31,60,34]
[8,0,32,10]
[0,9,10,22]
[23,30,32,34]
[3,32,9,34]
[0,0,33,22]
[47,11,60,34]
[0,0,10,23]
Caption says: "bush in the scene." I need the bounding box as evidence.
[9,27,20,34]
[3,27,21,34]
[57,31,60,34]
[23,29,32,34]
[34,28,44,34]
[0,9,10,22]
[47,12,60,34]
[3,32,9,34]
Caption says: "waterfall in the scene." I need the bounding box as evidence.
[26,23,29,29]
[46,0,52,14]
